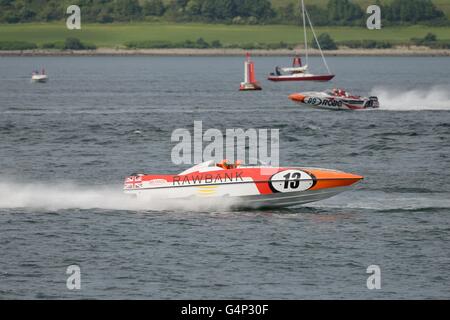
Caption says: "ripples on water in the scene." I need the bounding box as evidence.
[0,56,449,299]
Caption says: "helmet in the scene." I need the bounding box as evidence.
[218,159,230,169]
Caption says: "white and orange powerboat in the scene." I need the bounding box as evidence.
[289,89,380,110]
[124,160,363,209]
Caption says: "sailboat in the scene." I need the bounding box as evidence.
[268,0,335,82]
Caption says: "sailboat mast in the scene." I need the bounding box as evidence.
[301,0,308,66]
[304,7,332,75]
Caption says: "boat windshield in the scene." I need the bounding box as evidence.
[328,88,350,97]
[179,159,269,174]
[178,160,216,175]
[219,158,271,168]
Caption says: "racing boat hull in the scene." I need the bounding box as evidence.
[289,91,379,110]
[238,186,353,208]
[124,161,363,209]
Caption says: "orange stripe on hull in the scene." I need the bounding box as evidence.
[307,169,363,190]
[289,93,305,102]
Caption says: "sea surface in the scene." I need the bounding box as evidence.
[0,56,449,299]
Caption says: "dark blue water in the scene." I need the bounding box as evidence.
[0,56,449,299]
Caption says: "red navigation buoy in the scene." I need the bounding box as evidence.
[239,52,262,91]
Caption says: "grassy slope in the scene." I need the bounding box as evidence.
[271,0,450,18]
[1,23,450,48]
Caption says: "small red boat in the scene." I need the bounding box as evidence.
[270,74,335,82]
[268,0,335,83]
[268,57,335,82]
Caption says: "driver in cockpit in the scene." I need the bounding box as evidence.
[217,159,242,169]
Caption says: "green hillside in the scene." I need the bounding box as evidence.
[271,0,450,18]
[1,1,449,50]
[1,23,449,48]
[0,0,448,25]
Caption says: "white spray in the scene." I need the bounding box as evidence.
[0,180,239,212]
[371,86,450,111]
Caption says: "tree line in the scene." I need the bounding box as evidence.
[0,0,447,25]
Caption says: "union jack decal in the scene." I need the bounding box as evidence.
[124,176,143,189]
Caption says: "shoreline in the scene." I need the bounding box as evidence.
[1,47,449,57]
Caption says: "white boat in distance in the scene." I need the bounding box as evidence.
[31,69,48,83]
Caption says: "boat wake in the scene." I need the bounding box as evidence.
[2,181,448,213]
[311,190,450,212]
[0,181,240,212]
[372,86,450,111]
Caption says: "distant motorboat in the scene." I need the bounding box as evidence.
[31,69,48,83]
